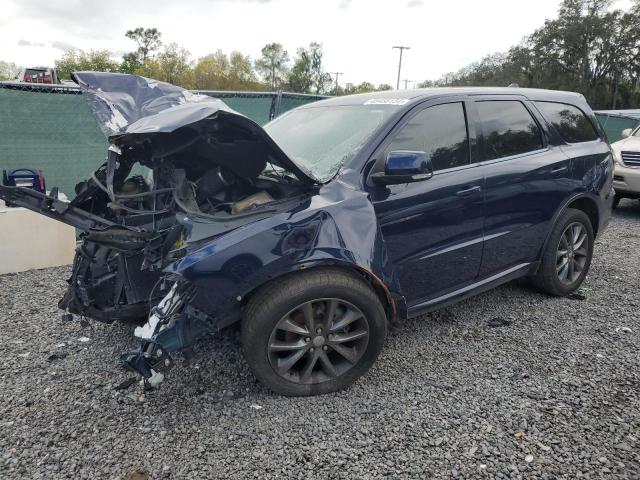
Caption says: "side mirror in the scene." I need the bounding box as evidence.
[621,128,632,139]
[371,150,433,186]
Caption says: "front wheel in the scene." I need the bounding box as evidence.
[532,208,594,296]
[241,269,387,396]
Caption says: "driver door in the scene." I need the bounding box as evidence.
[368,100,484,308]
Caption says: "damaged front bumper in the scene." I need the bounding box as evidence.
[120,278,221,386]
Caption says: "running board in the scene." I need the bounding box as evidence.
[407,262,534,317]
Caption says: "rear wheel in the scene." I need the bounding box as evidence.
[532,208,594,296]
[241,269,387,396]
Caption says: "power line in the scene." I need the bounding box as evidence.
[392,46,410,90]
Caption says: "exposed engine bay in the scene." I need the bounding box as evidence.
[58,133,309,322]
[0,72,316,324]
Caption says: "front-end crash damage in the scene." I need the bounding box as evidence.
[0,71,405,387]
[2,72,316,322]
[121,180,405,385]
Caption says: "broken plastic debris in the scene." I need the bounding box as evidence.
[134,283,178,339]
[615,326,632,333]
[78,337,91,342]
[114,377,138,391]
[47,352,68,362]
[250,404,263,410]
[146,369,165,388]
[134,314,161,340]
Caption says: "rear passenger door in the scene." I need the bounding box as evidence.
[473,97,573,277]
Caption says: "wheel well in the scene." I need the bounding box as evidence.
[567,197,599,236]
[241,264,397,323]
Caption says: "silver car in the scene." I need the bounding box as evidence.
[611,125,640,207]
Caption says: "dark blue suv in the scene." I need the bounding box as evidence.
[1,73,614,396]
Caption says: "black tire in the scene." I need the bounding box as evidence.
[532,208,594,296]
[241,268,387,396]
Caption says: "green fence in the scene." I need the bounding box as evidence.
[594,111,640,143]
[0,83,325,198]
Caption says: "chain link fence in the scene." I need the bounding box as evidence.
[0,82,326,198]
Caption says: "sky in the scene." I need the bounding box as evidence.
[0,0,633,87]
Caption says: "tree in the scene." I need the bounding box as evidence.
[420,0,640,109]
[0,61,21,80]
[125,27,162,63]
[141,43,193,87]
[377,83,393,91]
[193,51,229,90]
[344,81,376,94]
[54,49,120,79]
[286,42,332,94]
[308,42,332,94]
[193,50,265,91]
[228,51,258,85]
[288,47,313,93]
[255,43,289,90]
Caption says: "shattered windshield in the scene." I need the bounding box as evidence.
[264,105,400,182]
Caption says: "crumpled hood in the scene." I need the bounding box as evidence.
[71,71,317,184]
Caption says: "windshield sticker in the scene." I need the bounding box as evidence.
[364,98,410,106]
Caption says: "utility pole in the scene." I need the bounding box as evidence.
[330,72,343,95]
[403,79,414,89]
[392,46,410,90]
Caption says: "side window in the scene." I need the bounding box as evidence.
[534,101,599,143]
[476,100,543,160]
[385,102,469,171]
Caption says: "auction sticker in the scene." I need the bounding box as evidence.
[364,98,410,105]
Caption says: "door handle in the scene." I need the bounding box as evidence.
[456,185,482,197]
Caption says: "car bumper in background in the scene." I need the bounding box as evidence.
[614,163,640,196]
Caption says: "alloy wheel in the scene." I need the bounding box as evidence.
[267,298,370,385]
[556,222,589,285]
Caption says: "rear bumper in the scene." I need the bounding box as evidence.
[613,164,640,197]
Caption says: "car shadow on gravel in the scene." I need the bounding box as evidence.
[118,277,554,405]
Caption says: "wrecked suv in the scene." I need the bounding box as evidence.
[1,73,614,396]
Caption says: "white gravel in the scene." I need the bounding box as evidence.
[1,201,639,479]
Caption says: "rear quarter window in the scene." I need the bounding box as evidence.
[535,101,599,143]
[476,100,543,160]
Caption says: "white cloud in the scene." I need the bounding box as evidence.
[18,39,45,47]
[406,0,423,7]
[51,40,78,51]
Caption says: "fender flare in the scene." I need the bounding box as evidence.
[237,256,406,324]
[537,192,600,266]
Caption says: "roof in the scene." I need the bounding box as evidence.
[304,87,586,108]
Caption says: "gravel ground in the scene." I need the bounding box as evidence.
[1,201,639,480]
